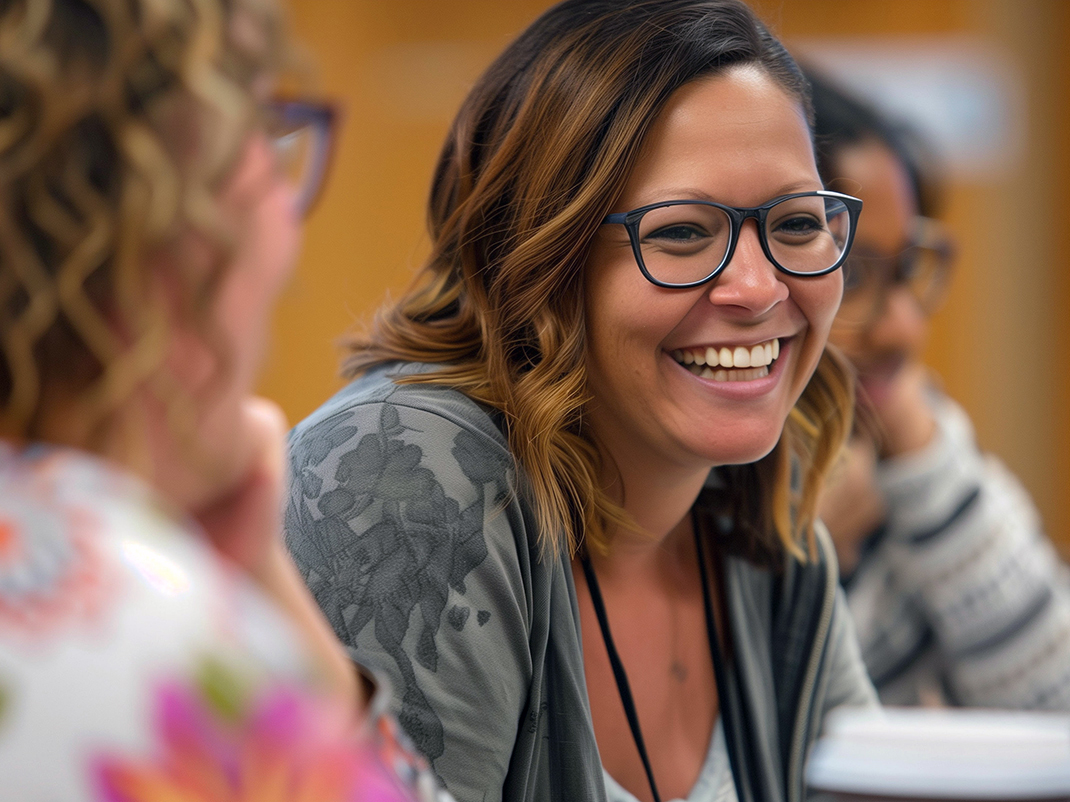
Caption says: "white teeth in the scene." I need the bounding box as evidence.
[673,338,781,378]
[716,366,769,382]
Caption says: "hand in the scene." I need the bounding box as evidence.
[194,397,364,714]
[819,434,887,575]
[872,360,937,458]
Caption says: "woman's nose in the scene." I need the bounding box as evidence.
[706,222,789,314]
[865,283,928,352]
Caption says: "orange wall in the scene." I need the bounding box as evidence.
[260,0,1070,550]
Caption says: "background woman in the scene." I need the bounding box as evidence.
[811,71,1070,709]
[0,0,439,798]
[286,2,876,801]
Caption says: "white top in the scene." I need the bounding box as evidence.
[0,443,438,801]
[603,717,738,802]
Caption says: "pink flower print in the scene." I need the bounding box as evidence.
[95,671,418,802]
[0,497,111,639]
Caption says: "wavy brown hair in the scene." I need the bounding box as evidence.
[345,0,853,563]
[0,0,286,456]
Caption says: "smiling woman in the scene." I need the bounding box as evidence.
[285,2,877,802]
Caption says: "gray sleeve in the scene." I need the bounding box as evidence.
[867,393,1070,708]
[820,588,880,716]
[804,589,879,802]
[284,400,533,802]
[801,527,878,802]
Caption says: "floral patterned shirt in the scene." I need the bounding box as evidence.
[0,442,444,801]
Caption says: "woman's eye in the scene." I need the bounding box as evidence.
[645,224,708,243]
[773,215,824,237]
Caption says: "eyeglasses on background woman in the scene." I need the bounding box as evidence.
[266,99,338,217]
[835,215,955,328]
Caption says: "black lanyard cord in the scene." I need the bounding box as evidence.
[581,550,663,802]
[580,508,745,802]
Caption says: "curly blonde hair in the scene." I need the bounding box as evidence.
[0,0,287,454]
[346,0,854,563]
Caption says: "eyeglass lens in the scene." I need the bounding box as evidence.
[837,245,951,326]
[634,195,852,286]
[266,102,333,217]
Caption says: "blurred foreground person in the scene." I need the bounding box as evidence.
[811,71,1070,709]
[0,0,441,798]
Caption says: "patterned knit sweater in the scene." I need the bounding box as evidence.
[844,392,1070,708]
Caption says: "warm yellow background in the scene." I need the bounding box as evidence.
[260,0,1070,551]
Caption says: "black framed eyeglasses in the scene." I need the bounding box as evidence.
[264,99,338,217]
[836,216,955,327]
[601,190,863,288]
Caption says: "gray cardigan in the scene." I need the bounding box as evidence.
[285,363,876,802]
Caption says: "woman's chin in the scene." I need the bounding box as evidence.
[694,425,782,467]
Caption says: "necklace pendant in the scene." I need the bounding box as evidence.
[670,660,688,683]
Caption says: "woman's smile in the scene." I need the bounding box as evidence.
[663,335,797,402]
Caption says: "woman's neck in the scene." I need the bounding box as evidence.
[592,448,713,577]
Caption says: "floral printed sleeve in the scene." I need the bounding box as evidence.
[0,443,443,801]
[286,399,536,802]
[93,660,441,802]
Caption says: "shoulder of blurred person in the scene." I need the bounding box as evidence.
[0,441,371,799]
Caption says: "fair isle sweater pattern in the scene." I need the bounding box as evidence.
[844,392,1070,709]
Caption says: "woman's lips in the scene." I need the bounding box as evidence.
[857,355,908,405]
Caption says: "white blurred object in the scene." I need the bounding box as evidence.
[795,36,1024,180]
[807,707,1070,799]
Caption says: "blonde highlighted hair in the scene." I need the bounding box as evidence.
[0,0,286,452]
[346,0,853,563]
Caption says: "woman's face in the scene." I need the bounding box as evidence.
[152,132,302,511]
[825,139,928,407]
[584,66,842,476]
